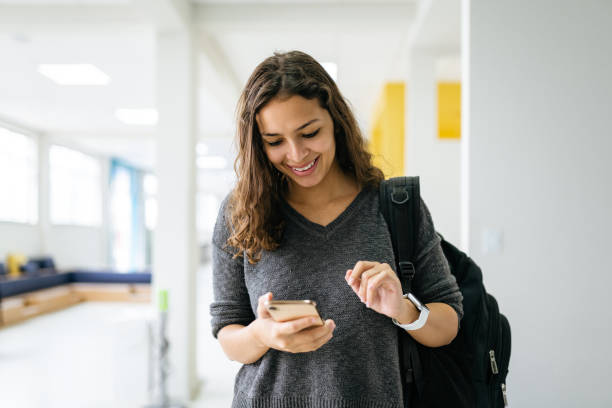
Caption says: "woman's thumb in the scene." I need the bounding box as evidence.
[257,292,273,318]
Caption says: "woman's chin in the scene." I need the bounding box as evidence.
[286,173,323,189]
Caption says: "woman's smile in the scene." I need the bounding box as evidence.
[288,156,319,176]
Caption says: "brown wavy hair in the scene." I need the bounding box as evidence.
[227,50,384,263]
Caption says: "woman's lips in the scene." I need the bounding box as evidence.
[288,157,319,176]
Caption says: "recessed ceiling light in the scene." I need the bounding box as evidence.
[197,156,227,170]
[38,64,110,85]
[115,109,158,126]
[321,62,338,82]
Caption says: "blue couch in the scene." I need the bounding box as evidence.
[0,257,151,299]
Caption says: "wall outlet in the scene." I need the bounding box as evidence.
[481,228,504,254]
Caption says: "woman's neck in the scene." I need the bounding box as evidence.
[285,161,360,208]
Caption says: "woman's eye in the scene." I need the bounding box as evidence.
[266,140,282,146]
[303,129,320,138]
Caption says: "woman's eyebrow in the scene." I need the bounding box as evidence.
[262,119,320,137]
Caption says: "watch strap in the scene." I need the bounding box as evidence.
[392,293,430,331]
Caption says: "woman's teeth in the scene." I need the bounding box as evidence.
[293,158,316,172]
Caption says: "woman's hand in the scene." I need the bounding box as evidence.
[345,261,406,321]
[250,292,336,354]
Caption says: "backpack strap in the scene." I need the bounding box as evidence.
[379,176,420,293]
[379,176,424,406]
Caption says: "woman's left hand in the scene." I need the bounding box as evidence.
[345,261,404,320]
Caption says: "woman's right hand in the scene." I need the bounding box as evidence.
[250,292,336,353]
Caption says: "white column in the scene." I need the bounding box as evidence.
[406,51,462,245]
[100,157,111,268]
[39,133,50,255]
[405,52,436,178]
[460,0,470,253]
[153,25,198,401]
[466,0,612,406]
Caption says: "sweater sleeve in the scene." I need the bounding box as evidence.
[410,198,464,321]
[209,196,256,338]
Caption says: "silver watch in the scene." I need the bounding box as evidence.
[392,293,430,331]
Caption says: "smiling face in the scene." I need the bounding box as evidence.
[256,94,336,190]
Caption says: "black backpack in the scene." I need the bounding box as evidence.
[379,177,511,408]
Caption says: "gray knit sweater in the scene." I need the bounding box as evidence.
[210,187,463,408]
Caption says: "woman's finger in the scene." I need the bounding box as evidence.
[292,321,335,352]
[345,269,360,294]
[349,261,378,282]
[365,270,394,308]
[310,329,334,351]
[278,315,322,335]
[359,265,386,303]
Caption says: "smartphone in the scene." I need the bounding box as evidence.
[264,300,323,325]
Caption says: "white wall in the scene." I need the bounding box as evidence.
[45,226,107,270]
[466,0,612,406]
[0,223,40,260]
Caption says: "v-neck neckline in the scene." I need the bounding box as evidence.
[281,187,370,238]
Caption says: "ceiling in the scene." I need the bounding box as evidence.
[0,0,459,170]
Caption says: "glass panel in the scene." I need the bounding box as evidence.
[49,145,102,226]
[0,126,38,224]
[110,167,132,271]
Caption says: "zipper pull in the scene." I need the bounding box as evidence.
[489,350,499,374]
[501,383,508,406]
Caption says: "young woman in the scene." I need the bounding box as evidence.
[210,50,463,408]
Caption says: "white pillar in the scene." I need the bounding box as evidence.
[39,133,50,255]
[153,25,198,401]
[100,157,111,268]
[460,0,470,254]
[405,52,436,178]
[466,0,612,405]
[406,51,462,245]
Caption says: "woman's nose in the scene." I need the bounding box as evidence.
[287,140,308,163]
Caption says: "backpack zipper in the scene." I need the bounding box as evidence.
[486,294,501,381]
[501,383,508,406]
[489,350,499,374]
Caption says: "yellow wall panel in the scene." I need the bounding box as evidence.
[369,82,405,177]
[438,82,461,140]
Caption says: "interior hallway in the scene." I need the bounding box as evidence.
[0,264,239,407]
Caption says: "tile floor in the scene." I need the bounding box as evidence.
[0,264,241,408]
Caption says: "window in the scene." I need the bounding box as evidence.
[110,165,132,270]
[143,173,157,268]
[49,145,102,226]
[109,159,148,271]
[143,173,157,231]
[0,126,38,224]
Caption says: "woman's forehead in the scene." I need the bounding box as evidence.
[256,95,326,133]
